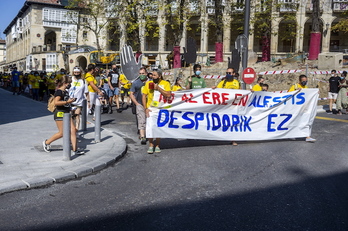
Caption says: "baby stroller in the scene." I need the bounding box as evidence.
[98,88,113,114]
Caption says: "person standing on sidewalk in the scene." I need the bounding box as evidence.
[130,67,148,145]
[43,75,84,155]
[143,70,171,154]
[69,67,88,132]
[108,65,121,113]
[289,75,316,142]
[327,70,340,114]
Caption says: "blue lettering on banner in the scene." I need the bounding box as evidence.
[249,93,306,108]
[156,109,253,132]
[267,114,293,132]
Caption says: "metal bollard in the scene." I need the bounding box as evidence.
[94,99,101,143]
[81,99,87,131]
[63,112,71,161]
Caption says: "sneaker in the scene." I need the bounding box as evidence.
[72,149,85,155]
[154,146,161,153]
[327,111,333,114]
[140,137,147,145]
[306,137,316,142]
[42,139,51,153]
[147,147,154,154]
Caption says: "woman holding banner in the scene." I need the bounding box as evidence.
[142,70,171,154]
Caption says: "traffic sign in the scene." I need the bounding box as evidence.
[242,67,256,84]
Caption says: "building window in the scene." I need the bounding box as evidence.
[61,26,77,43]
[46,53,57,71]
[83,31,88,39]
[43,8,78,28]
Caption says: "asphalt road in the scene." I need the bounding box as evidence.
[1,104,348,231]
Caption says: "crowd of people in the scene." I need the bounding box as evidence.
[1,62,330,155]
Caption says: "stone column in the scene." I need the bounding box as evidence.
[223,14,232,60]
[157,5,167,67]
[200,14,209,63]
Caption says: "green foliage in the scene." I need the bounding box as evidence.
[331,11,348,33]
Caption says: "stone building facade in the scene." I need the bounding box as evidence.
[1,0,347,72]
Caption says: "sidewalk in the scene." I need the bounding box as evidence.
[0,88,127,195]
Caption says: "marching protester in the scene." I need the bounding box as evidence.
[11,67,20,95]
[327,69,340,114]
[142,70,171,154]
[336,71,348,115]
[261,83,269,91]
[43,75,84,155]
[130,67,148,145]
[172,77,183,91]
[85,64,103,118]
[69,67,88,133]
[288,74,316,142]
[108,64,121,113]
[185,64,207,89]
[215,67,240,146]
[252,77,265,91]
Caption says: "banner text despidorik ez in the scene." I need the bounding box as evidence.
[146,88,319,141]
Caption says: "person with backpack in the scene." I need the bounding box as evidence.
[43,75,84,155]
[108,65,121,113]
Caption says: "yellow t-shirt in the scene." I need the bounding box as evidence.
[142,79,171,108]
[217,79,240,89]
[31,75,40,89]
[119,74,131,89]
[252,84,262,91]
[289,83,308,92]
[85,72,97,93]
[47,78,56,90]
[172,85,182,91]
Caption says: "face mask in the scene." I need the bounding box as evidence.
[35,74,38,76]
[331,74,335,77]
[301,81,307,86]
[74,74,81,78]
[139,75,147,81]
[226,74,233,81]
[262,89,267,91]
[66,83,71,89]
[153,78,159,84]
[195,70,201,76]
[51,76,54,79]
[61,72,65,75]
[340,77,345,80]
[113,68,117,72]
[259,82,264,86]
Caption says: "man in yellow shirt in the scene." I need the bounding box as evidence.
[85,64,103,115]
[289,74,308,92]
[215,67,239,146]
[216,68,240,89]
[252,77,265,91]
[119,73,132,107]
[142,70,171,154]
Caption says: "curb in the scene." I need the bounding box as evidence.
[0,128,127,195]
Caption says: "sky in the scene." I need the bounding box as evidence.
[0,0,26,39]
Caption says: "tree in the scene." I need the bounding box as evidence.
[331,10,348,33]
[251,0,298,61]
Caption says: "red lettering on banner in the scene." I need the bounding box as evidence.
[203,92,212,104]
[221,93,229,105]
[239,94,249,106]
[212,92,221,105]
[160,93,175,104]
[181,93,197,103]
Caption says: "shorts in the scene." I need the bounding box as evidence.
[328,92,338,100]
[107,88,119,97]
[54,110,66,121]
[12,81,20,88]
[136,104,146,130]
[121,87,130,97]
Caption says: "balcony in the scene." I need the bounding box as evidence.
[279,3,298,12]
[333,0,348,11]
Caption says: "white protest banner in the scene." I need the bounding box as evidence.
[146,88,319,141]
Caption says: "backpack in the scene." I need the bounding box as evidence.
[47,94,56,112]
